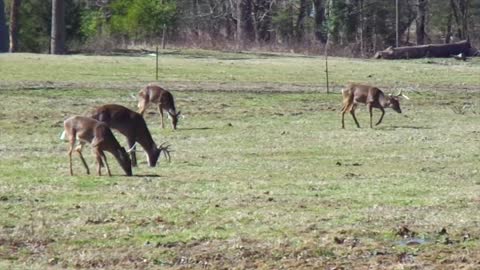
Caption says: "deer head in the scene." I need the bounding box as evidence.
[168,111,181,130]
[141,142,172,167]
[387,90,410,113]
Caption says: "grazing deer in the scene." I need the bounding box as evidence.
[89,104,171,167]
[341,83,409,128]
[61,116,133,176]
[137,84,181,130]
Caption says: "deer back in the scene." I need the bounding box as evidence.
[64,116,132,176]
[91,104,156,148]
[143,84,176,112]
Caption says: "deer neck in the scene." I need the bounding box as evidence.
[378,93,389,107]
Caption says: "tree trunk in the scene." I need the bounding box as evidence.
[224,2,236,41]
[416,0,427,45]
[445,8,452,43]
[239,0,255,46]
[253,0,273,43]
[0,0,8,52]
[374,39,473,59]
[460,0,469,39]
[357,0,364,56]
[295,0,309,43]
[51,0,65,54]
[236,0,242,49]
[312,0,326,42]
[450,0,469,40]
[9,0,21,52]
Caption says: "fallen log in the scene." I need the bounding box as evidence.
[374,40,479,60]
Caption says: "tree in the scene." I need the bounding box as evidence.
[9,0,21,52]
[312,0,327,42]
[239,0,255,46]
[295,0,310,42]
[0,0,8,52]
[51,0,65,54]
[109,0,176,40]
[450,0,470,39]
[416,0,427,45]
[253,0,274,43]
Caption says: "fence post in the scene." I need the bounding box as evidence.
[156,45,159,81]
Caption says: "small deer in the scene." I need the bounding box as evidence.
[137,84,181,130]
[89,104,171,167]
[341,83,409,128]
[61,116,133,176]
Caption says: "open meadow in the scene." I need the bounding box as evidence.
[1,51,480,269]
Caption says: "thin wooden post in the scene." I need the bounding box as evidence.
[325,45,330,94]
[156,45,159,81]
[324,0,331,94]
[161,24,166,49]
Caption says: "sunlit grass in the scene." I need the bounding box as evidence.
[1,51,480,92]
[1,51,480,268]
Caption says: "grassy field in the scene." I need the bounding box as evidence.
[1,51,480,269]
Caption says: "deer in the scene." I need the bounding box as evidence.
[341,83,410,129]
[137,84,181,130]
[89,104,171,167]
[61,116,133,176]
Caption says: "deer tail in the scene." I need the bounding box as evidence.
[340,88,351,112]
[60,130,66,141]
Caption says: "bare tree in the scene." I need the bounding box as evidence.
[9,0,21,52]
[253,0,274,43]
[51,0,65,54]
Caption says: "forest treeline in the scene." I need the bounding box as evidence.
[0,0,479,56]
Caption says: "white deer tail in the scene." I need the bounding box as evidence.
[60,130,66,141]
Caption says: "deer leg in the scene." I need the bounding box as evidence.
[93,147,109,176]
[158,104,165,129]
[368,104,373,128]
[128,138,137,167]
[95,150,103,176]
[349,104,361,128]
[341,108,347,129]
[68,141,74,176]
[101,152,112,177]
[376,107,386,126]
[75,143,90,175]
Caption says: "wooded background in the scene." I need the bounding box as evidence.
[0,0,479,56]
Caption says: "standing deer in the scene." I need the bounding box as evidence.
[89,104,171,167]
[61,116,133,176]
[341,83,409,128]
[137,84,181,130]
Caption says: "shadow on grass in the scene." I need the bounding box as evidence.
[180,127,213,131]
[132,174,162,178]
[377,125,432,130]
